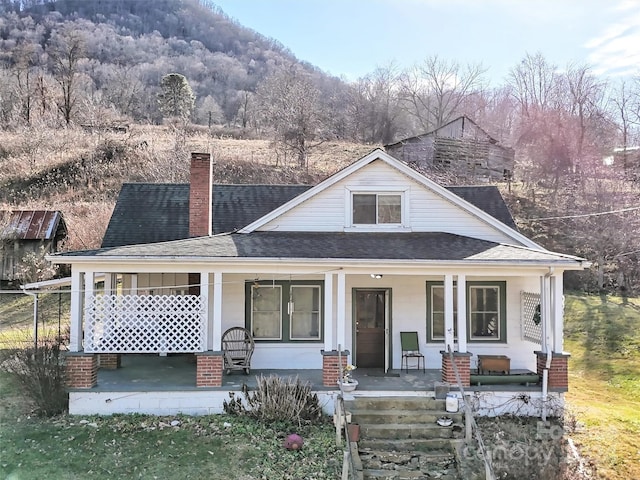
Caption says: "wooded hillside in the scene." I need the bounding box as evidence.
[1,0,640,294]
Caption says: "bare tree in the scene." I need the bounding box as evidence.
[508,52,560,118]
[195,94,224,127]
[399,55,486,131]
[0,66,17,125]
[610,81,634,154]
[348,63,403,144]
[12,43,39,124]
[564,63,607,167]
[235,90,253,129]
[256,65,327,169]
[103,64,146,119]
[48,28,86,125]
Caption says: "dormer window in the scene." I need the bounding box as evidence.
[353,193,402,225]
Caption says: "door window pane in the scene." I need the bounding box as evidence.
[252,286,281,339]
[356,291,385,328]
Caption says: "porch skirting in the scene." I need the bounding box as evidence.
[67,389,565,417]
[68,390,338,416]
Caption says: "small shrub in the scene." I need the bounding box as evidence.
[0,339,68,416]
[223,374,323,426]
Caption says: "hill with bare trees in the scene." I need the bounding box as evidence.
[2,0,640,294]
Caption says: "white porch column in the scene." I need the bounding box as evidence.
[551,274,564,353]
[212,272,223,351]
[103,273,114,294]
[69,269,83,352]
[540,274,551,353]
[199,271,210,351]
[456,274,467,353]
[324,273,334,351]
[444,274,455,353]
[83,270,95,351]
[130,274,138,295]
[336,272,346,351]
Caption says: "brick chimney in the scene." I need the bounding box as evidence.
[189,152,212,237]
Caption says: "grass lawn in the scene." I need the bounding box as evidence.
[1,293,343,479]
[0,292,71,348]
[2,292,639,479]
[564,294,640,480]
[0,369,342,479]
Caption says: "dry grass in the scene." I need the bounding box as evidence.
[0,125,377,251]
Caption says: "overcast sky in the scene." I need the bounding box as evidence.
[213,0,640,85]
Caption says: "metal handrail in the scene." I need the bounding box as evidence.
[447,346,496,480]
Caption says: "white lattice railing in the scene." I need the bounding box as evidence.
[84,294,206,353]
[521,291,542,345]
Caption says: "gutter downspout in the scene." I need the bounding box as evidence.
[21,287,39,349]
[541,267,554,422]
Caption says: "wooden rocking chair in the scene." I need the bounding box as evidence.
[222,327,255,375]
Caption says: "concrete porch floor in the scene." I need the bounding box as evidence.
[89,354,541,394]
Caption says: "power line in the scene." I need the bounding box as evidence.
[522,205,640,221]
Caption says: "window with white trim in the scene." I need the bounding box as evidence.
[247,281,323,342]
[426,281,506,342]
[352,193,402,225]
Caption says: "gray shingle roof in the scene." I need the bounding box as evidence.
[62,231,583,265]
[447,186,517,229]
[101,183,515,248]
[101,184,189,248]
[212,184,311,233]
[101,184,311,248]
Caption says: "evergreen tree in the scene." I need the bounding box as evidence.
[158,73,195,119]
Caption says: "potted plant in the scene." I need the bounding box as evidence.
[339,364,358,392]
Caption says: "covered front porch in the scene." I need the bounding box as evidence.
[67,353,554,417]
[61,262,570,406]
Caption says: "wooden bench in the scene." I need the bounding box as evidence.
[477,354,510,375]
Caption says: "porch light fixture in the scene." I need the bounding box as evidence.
[370,274,383,279]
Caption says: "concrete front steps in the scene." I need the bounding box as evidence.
[345,396,463,480]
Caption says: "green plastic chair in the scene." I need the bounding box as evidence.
[400,331,425,373]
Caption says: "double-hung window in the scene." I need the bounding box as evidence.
[247,281,323,342]
[428,284,458,339]
[426,281,505,342]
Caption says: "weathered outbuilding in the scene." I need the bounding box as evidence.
[0,210,67,286]
[385,116,515,181]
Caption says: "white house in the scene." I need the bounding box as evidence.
[50,150,588,416]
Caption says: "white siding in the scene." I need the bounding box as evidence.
[258,160,516,244]
[220,274,325,369]
[343,274,540,373]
